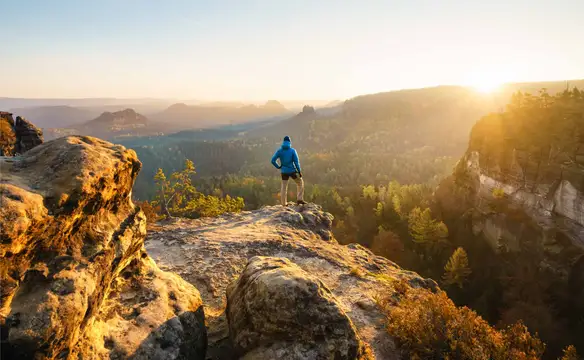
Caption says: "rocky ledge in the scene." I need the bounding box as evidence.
[146,203,436,359]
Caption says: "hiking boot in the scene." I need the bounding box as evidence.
[296,200,307,205]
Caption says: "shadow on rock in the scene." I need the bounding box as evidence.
[127,308,207,360]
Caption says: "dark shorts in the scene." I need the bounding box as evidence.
[281,172,299,180]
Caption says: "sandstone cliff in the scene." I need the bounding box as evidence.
[0,136,206,359]
[434,92,584,320]
[0,112,16,155]
[0,112,43,156]
[14,116,44,154]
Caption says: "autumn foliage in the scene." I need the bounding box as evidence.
[378,284,545,359]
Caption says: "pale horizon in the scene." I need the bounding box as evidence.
[2,0,584,101]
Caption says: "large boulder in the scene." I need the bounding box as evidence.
[226,256,371,360]
[0,136,206,359]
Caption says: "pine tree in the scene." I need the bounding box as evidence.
[154,168,172,218]
[170,159,197,212]
[443,247,472,288]
[153,160,244,219]
[408,207,448,257]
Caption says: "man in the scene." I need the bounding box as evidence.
[271,135,306,206]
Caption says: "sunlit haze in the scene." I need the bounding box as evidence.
[2,0,583,101]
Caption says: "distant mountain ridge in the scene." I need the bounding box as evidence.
[70,108,150,139]
[245,80,584,148]
[82,108,148,128]
[7,79,583,143]
[0,97,173,109]
[150,100,292,132]
[7,105,96,128]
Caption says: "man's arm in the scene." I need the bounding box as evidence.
[271,150,282,169]
[293,149,301,174]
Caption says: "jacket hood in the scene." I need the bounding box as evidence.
[281,140,291,149]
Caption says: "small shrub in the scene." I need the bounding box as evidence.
[378,287,545,359]
[492,187,506,199]
[180,194,245,218]
[135,200,160,224]
[489,188,509,212]
[560,345,578,360]
[350,267,365,277]
[392,278,410,295]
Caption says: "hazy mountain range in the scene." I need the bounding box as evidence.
[5,80,583,142]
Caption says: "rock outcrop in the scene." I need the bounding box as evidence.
[0,136,206,359]
[0,111,13,121]
[74,109,149,139]
[226,256,371,359]
[434,112,584,284]
[0,112,16,155]
[83,109,149,129]
[0,113,43,156]
[301,105,316,114]
[146,203,437,359]
[14,116,44,154]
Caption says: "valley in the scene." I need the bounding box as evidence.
[2,81,584,359]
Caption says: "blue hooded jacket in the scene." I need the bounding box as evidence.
[271,136,301,174]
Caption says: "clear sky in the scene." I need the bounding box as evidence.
[2,0,583,101]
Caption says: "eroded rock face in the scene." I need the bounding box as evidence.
[0,136,205,359]
[75,256,207,360]
[14,116,44,154]
[0,112,16,156]
[146,204,437,359]
[226,256,370,360]
[0,113,43,156]
[434,109,584,287]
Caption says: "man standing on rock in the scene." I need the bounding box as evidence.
[271,135,307,206]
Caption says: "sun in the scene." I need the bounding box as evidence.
[465,71,507,94]
[472,79,502,93]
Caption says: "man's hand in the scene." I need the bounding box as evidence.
[298,172,302,178]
